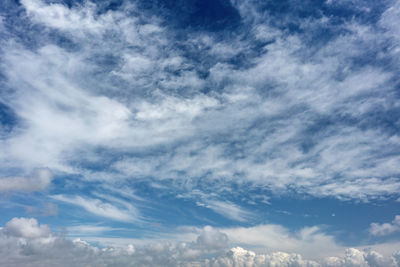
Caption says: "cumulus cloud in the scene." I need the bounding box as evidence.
[321,248,398,267]
[0,218,229,267]
[5,217,50,238]
[370,215,400,236]
[220,224,343,260]
[210,247,400,267]
[208,247,320,267]
[0,217,399,267]
[0,168,52,192]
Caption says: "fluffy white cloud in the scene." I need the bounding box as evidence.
[0,218,229,267]
[208,247,320,267]
[220,225,343,260]
[322,248,399,267]
[0,168,52,192]
[0,218,400,267]
[370,215,400,236]
[5,217,50,239]
[1,217,399,267]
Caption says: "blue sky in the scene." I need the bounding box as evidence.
[1,0,400,266]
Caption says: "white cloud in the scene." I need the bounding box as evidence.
[209,247,320,267]
[5,217,50,239]
[322,248,397,267]
[203,200,252,222]
[1,0,400,204]
[66,225,121,236]
[309,178,400,201]
[0,218,230,267]
[20,0,111,34]
[370,215,400,236]
[208,246,400,267]
[0,168,52,192]
[220,225,343,260]
[379,0,400,40]
[2,0,400,265]
[0,218,400,266]
[195,226,229,251]
[51,195,138,222]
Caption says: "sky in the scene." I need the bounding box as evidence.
[0,0,400,266]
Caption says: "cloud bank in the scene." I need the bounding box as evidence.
[0,217,399,267]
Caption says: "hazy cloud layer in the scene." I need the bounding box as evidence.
[0,168,52,192]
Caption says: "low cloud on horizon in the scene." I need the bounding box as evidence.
[1,217,400,267]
